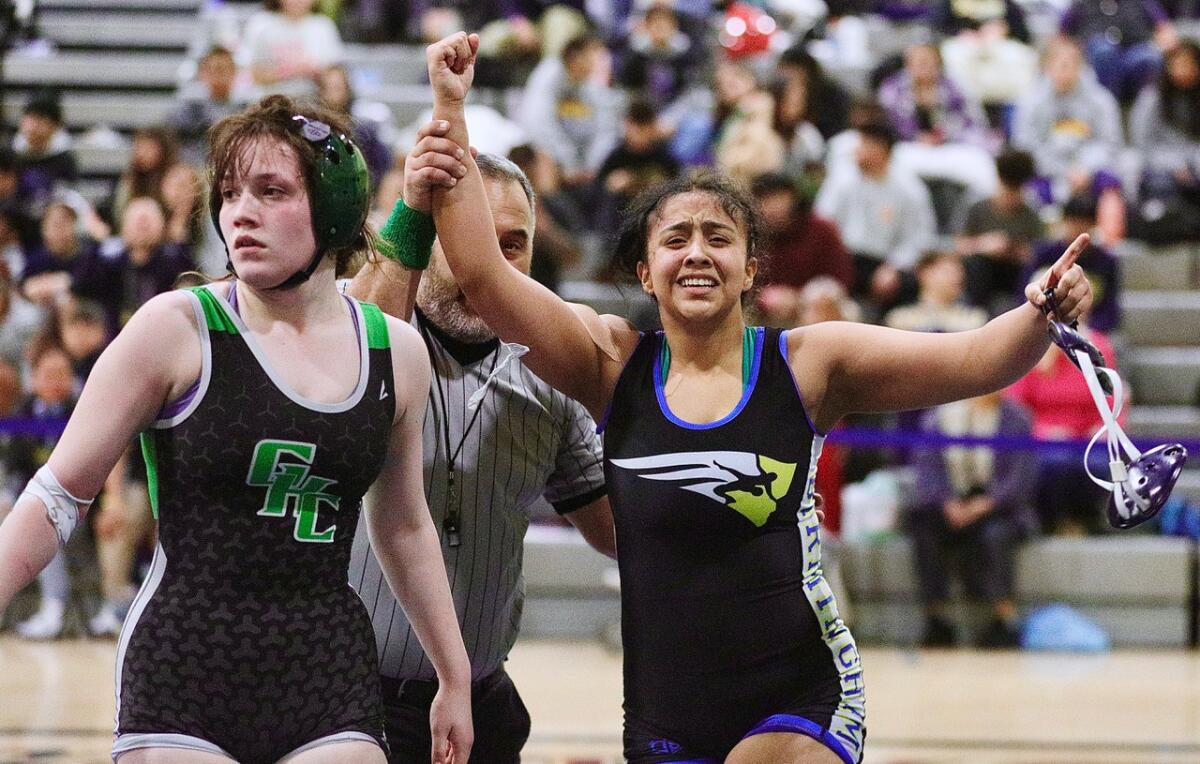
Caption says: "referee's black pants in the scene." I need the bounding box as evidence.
[380,668,530,763]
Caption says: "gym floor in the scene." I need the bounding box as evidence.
[3,638,1200,763]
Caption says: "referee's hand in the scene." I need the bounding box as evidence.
[404,120,471,214]
[430,681,473,763]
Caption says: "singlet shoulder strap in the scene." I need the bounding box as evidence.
[358,301,391,350]
[188,285,239,335]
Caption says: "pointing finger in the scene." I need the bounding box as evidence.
[1044,233,1089,290]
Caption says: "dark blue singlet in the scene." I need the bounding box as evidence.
[601,327,866,764]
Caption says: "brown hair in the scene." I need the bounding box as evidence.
[206,94,373,276]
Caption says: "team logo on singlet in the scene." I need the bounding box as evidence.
[611,451,796,526]
[247,440,341,543]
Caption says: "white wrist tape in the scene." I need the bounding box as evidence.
[21,465,94,548]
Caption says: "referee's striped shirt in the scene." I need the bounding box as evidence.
[348,309,606,682]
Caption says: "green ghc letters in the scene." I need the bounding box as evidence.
[247,440,340,543]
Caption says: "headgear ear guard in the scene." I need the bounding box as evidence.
[212,115,370,290]
[1041,289,1188,529]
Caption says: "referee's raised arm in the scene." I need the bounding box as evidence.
[349,120,466,319]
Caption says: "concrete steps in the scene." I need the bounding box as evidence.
[39,10,196,50]
[1119,292,1200,347]
[1126,347,1200,405]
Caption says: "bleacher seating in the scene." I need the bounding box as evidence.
[840,536,1195,647]
[8,0,1200,653]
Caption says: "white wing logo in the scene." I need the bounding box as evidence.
[611,450,797,527]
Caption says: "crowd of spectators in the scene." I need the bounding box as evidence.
[2,0,1197,645]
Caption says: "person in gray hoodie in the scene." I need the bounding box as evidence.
[1011,36,1122,205]
[519,32,619,189]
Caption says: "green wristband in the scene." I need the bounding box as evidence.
[380,198,436,270]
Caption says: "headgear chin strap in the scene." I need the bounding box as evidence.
[1041,289,1188,529]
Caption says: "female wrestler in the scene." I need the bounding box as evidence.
[0,96,472,764]
[419,33,1091,764]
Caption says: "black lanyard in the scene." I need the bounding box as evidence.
[419,318,498,548]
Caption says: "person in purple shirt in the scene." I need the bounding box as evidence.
[878,42,990,149]
[1021,192,1120,334]
[1061,0,1178,102]
[908,391,1037,648]
[71,197,192,333]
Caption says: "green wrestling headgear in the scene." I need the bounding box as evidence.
[212,113,370,290]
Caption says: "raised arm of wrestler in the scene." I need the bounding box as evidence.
[424,33,635,421]
[424,32,1094,431]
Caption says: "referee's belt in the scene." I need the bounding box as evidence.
[380,668,507,705]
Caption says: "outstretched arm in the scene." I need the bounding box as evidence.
[365,316,472,764]
[0,292,199,615]
[795,235,1093,432]
[423,32,635,419]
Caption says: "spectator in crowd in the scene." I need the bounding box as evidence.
[595,99,680,235]
[13,92,77,215]
[10,341,78,640]
[716,87,787,186]
[615,5,702,132]
[957,150,1045,313]
[687,58,759,169]
[908,389,1037,647]
[1060,0,1177,102]
[508,143,585,290]
[752,172,854,327]
[0,359,20,503]
[769,72,827,179]
[317,65,395,188]
[238,0,345,99]
[21,202,99,307]
[0,262,46,371]
[1007,294,1120,535]
[931,0,1031,42]
[777,45,851,141]
[160,162,203,249]
[73,197,192,332]
[161,161,226,278]
[1011,37,1124,209]
[936,0,1038,118]
[1129,39,1200,244]
[1023,193,1120,333]
[520,32,620,193]
[885,250,988,333]
[0,209,28,280]
[1012,32,1123,238]
[877,42,998,198]
[0,151,41,251]
[112,127,179,222]
[879,42,991,149]
[167,46,245,167]
[57,297,109,386]
[815,122,936,313]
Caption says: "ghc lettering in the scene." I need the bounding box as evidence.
[247,440,340,543]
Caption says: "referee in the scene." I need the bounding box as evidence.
[347,121,615,764]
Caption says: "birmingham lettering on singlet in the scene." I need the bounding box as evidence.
[246,439,341,543]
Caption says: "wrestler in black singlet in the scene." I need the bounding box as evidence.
[602,326,866,764]
[112,284,395,763]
